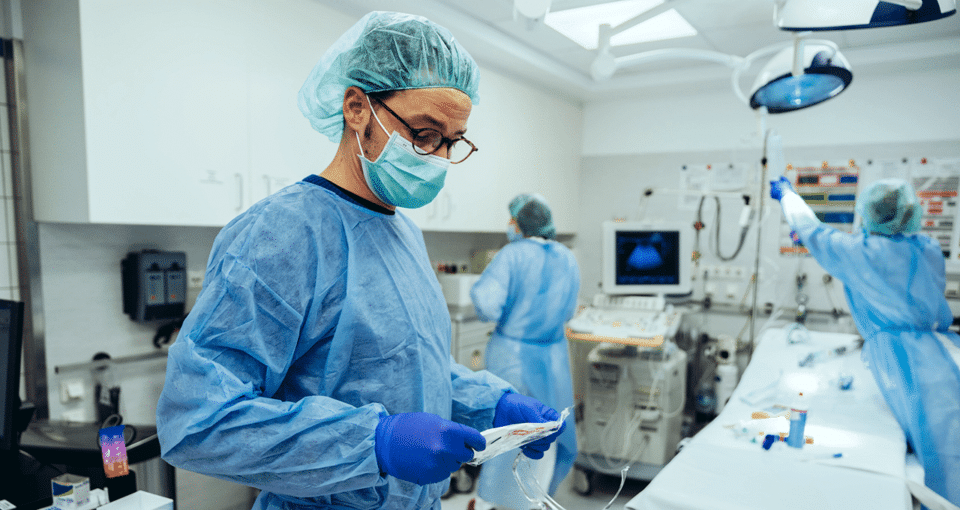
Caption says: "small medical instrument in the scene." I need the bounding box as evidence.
[797,337,864,367]
[467,408,569,466]
[513,453,628,510]
[786,393,807,449]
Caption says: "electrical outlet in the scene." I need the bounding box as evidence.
[188,270,205,289]
[59,379,85,403]
[726,284,738,300]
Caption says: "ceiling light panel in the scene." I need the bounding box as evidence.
[544,0,677,49]
[611,9,698,46]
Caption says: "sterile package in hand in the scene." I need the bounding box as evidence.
[467,407,570,466]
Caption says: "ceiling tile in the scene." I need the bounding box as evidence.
[701,24,794,57]
[674,0,775,30]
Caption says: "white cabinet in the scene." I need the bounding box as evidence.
[401,69,583,234]
[23,2,580,229]
[452,319,495,371]
[244,0,344,207]
[23,0,350,226]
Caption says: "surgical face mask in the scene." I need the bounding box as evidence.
[507,222,524,242]
[356,97,449,209]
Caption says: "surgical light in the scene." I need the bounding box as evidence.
[748,41,853,113]
[776,0,956,31]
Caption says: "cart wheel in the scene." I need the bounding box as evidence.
[572,467,593,496]
[455,466,476,493]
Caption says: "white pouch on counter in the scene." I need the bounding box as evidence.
[467,407,570,466]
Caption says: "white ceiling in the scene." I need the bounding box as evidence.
[316,0,960,102]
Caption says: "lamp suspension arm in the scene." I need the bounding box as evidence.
[791,33,807,77]
[790,32,839,76]
[748,107,771,361]
[615,48,745,69]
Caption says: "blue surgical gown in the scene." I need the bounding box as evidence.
[471,238,580,507]
[782,193,960,506]
[156,175,512,510]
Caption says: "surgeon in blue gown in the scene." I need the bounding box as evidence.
[470,194,580,510]
[771,177,960,507]
[156,12,563,510]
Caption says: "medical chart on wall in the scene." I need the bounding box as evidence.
[779,157,960,260]
[911,159,960,259]
[779,160,861,256]
[678,163,753,210]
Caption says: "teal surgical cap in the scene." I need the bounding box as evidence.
[856,178,922,236]
[510,193,556,240]
[298,11,481,143]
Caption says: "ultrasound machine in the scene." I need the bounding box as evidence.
[566,221,691,489]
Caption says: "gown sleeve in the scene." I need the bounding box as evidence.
[156,214,386,498]
[449,358,514,431]
[780,190,861,284]
[470,248,513,323]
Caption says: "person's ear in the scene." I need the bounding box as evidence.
[343,86,370,136]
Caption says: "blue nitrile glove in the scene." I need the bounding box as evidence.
[493,393,565,460]
[374,412,486,485]
[770,176,794,201]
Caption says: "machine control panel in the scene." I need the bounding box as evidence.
[566,294,682,346]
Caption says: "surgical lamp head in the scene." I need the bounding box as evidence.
[749,42,853,113]
[776,0,956,31]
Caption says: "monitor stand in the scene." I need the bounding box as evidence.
[0,401,58,510]
[0,449,63,509]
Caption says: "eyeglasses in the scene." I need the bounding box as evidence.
[372,97,478,164]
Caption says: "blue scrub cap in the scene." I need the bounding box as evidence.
[855,179,922,236]
[509,193,556,240]
[298,11,481,143]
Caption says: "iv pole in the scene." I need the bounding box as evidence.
[747,109,785,362]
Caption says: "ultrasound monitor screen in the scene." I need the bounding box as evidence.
[614,231,681,286]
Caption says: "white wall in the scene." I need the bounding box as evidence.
[583,68,960,157]
[578,67,960,328]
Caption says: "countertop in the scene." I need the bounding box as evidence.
[448,304,480,322]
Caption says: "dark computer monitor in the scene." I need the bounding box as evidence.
[0,299,25,452]
[601,221,692,296]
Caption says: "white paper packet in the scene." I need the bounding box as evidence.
[467,407,571,466]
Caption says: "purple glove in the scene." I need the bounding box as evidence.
[494,393,565,460]
[770,176,794,201]
[375,412,486,485]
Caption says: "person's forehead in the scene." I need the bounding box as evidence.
[389,88,472,122]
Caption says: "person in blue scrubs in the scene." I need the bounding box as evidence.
[771,177,960,507]
[470,194,580,510]
[156,12,563,510]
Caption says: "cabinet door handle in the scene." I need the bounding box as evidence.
[235,173,244,211]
